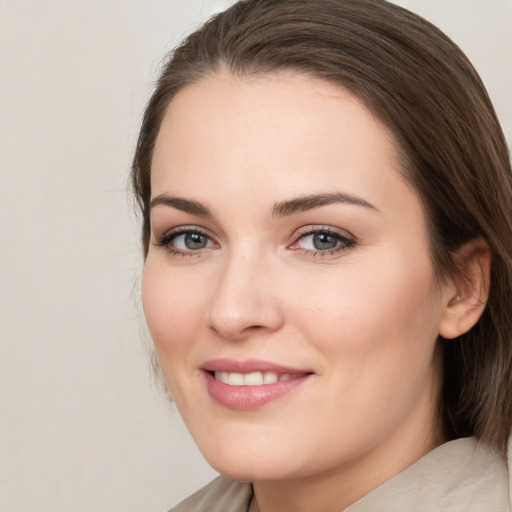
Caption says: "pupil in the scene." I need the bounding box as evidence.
[185,233,207,250]
[313,232,337,250]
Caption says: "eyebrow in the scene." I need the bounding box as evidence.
[150,194,212,216]
[272,192,380,218]
[149,191,379,218]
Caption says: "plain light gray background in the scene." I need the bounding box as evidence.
[0,1,510,511]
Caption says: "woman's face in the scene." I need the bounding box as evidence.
[143,72,454,484]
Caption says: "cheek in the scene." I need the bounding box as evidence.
[141,257,206,356]
[292,250,440,361]
[291,254,441,441]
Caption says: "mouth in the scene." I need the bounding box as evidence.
[200,359,314,409]
[211,370,308,386]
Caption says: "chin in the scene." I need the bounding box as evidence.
[207,455,297,483]
[198,434,319,483]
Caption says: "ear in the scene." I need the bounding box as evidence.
[438,238,491,340]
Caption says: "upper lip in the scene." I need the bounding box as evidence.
[200,358,312,374]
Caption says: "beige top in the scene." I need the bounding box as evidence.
[169,437,511,511]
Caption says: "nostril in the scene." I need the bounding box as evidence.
[240,324,266,335]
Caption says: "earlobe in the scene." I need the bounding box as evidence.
[438,238,491,340]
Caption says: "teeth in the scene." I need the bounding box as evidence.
[213,371,298,386]
[263,372,278,384]
[227,373,245,386]
[216,371,229,384]
[244,371,264,385]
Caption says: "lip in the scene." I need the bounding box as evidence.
[201,359,313,410]
[201,358,311,374]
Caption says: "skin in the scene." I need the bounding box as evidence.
[142,71,486,512]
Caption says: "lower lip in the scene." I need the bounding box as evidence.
[204,372,311,410]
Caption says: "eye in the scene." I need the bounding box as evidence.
[300,232,340,251]
[289,227,356,256]
[174,232,211,250]
[155,227,218,256]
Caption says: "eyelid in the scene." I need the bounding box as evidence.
[152,224,356,258]
[293,224,355,238]
[288,225,357,255]
[153,225,219,256]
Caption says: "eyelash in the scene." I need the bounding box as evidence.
[154,226,357,258]
[290,226,357,257]
[155,227,218,258]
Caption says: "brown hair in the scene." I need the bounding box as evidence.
[132,0,512,452]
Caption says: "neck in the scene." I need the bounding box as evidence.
[251,429,443,512]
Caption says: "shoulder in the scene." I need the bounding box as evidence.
[168,436,512,512]
[168,476,252,512]
[345,436,511,512]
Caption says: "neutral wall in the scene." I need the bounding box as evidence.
[0,1,510,511]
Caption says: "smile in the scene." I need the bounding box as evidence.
[201,359,313,409]
[213,371,305,386]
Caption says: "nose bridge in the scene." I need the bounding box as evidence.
[207,244,283,340]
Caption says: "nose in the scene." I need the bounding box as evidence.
[207,251,285,341]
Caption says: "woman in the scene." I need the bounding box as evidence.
[132,0,512,510]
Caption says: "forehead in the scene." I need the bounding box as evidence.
[150,71,416,219]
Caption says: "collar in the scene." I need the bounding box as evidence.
[344,437,509,512]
